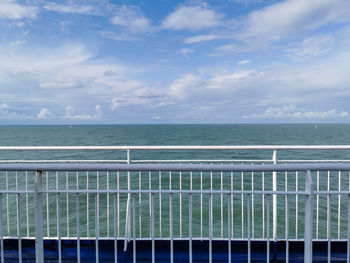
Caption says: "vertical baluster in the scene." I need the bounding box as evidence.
[295,171,298,239]
[262,170,265,239]
[17,193,22,263]
[159,171,162,238]
[248,194,251,263]
[76,192,80,263]
[347,194,350,263]
[189,193,193,263]
[231,169,234,239]
[57,192,61,263]
[46,171,50,237]
[107,171,110,238]
[95,194,99,263]
[170,193,173,263]
[180,171,182,238]
[338,171,341,239]
[87,171,89,238]
[267,194,270,263]
[327,193,331,263]
[209,193,212,263]
[251,170,254,239]
[35,171,44,263]
[241,170,244,238]
[114,192,118,263]
[0,193,3,263]
[139,171,142,238]
[151,193,155,263]
[66,171,69,237]
[316,171,320,239]
[149,171,151,238]
[200,169,203,239]
[5,171,9,236]
[228,194,231,263]
[25,171,29,237]
[132,194,136,263]
[117,171,120,237]
[221,170,223,238]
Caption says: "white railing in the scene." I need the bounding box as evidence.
[1,146,350,263]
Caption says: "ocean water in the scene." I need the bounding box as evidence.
[0,124,350,240]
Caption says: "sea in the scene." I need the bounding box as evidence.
[0,124,350,240]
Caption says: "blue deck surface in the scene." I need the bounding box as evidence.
[1,239,348,262]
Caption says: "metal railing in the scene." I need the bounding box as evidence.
[1,146,350,263]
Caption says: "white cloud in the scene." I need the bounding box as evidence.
[111,6,153,33]
[37,108,52,119]
[179,48,195,57]
[184,34,221,44]
[111,98,119,110]
[0,0,37,20]
[168,74,201,99]
[64,105,102,120]
[244,105,348,119]
[0,104,9,109]
[98,31,140,42]
[237,59,251,65]
[162,3,222,31]
[43,3,98,15]
[285,34,334,61]
[241,0,350,40]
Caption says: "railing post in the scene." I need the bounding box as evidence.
[124,149,131,251]
[35,171,44,263]
[305,170,313,263]
[272,150,277,240]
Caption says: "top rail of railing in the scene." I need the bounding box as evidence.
[1,145,350,150]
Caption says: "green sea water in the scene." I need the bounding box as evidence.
[0,124,350,241]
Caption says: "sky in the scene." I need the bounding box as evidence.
[1,0,350,124]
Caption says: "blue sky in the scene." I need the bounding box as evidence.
[1,0,350,124]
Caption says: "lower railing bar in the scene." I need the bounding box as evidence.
[40,189,311,195]
[266,194,270,263]
[76,193,80,263]
[0,194,3,263]
[132,194,136,263]
[113,193,118,263]
[17,193,22,263]
[189,193,193,263]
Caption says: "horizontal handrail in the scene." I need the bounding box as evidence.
[1,145,350,150]
[1,162,350,172]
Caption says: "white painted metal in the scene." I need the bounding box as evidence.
[304,170,313,263]
[272,150,277,241]
[0,194,3,263]
[35,171,44,263]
